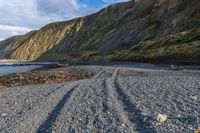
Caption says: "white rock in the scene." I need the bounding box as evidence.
[157,113,168,123]
[1,113,7,117]
[191,96,198,100]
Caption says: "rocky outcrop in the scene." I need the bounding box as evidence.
[0,0,200,62]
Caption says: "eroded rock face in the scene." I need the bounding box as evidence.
[0,0,200,60]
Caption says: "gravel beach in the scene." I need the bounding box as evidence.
[0,65,199,133]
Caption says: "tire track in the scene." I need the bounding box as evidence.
[101,80,109,113]
[37,85,77,133]
[1,65,200,132]
[93,70,106,79]
[113,69,156,133]
[105,68,136,132]
[0,81,81,133]
[0,83,68,132]
[87,79,112,132]
[49,74,114,132]
[115,80,156,133]
[107,68,156,133]
[46,69,129,132]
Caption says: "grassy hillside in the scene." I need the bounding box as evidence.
[0,0,200,64]
[77,29,200,64]
[39,29,200,64]
[118,28,200,64]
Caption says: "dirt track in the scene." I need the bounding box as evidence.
[0,65,200,133]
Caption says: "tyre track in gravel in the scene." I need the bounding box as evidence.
[0,67,112,132]
[42,69,121,132]
[38,68,136,132]
[84,68,134,132]
[101,80,109,113]
[86,68,130,132]
[117,76,200,132]
[90,69,125,132]
[0,84,63,117]
[47,80,97,132]
[108,68,156,133]
[0,81,82,133]
[105,68,136,132]
[1,65,199,132]
[37,85,77,133]
[118,77,200,132]
[0,84,67,132]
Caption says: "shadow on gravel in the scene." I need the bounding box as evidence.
[37,85,77,133]
[102,80,109,112]
[115,80,156,133]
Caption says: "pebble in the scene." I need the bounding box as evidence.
[157,114,168,123]
[1,113,7,117]
[191,96,198,100]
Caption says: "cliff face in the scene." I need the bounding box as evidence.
[0,0,200,62]
[0,31,37,59]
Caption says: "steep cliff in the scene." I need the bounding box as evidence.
[0,0,200,63]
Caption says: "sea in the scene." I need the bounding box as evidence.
[0,62,42,76]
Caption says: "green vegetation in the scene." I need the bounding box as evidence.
[129,28,200,57]
[118,29,200,63]
[70,29,200,63]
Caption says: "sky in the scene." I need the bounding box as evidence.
[0,0,129,41]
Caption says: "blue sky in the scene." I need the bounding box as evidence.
[0,0,129,40]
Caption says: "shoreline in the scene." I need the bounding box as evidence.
[1,58,200,69]
[0,61,200,89]
[0,65,94,89]
[0,59,20,63]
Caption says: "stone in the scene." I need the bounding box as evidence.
[191,96,198,100]
[157,114,168,123]
[1,113,7,117]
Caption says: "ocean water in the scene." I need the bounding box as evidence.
[0,63,41,75]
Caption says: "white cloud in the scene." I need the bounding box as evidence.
[0,0,127,40]
[0,24,34,41]
[36,0,81,18]
[0,0,38,28]
[0,0,84,40]
[0,24,34,32]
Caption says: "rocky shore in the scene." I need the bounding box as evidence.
[0,65,199,132]
[0,66,94,89]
